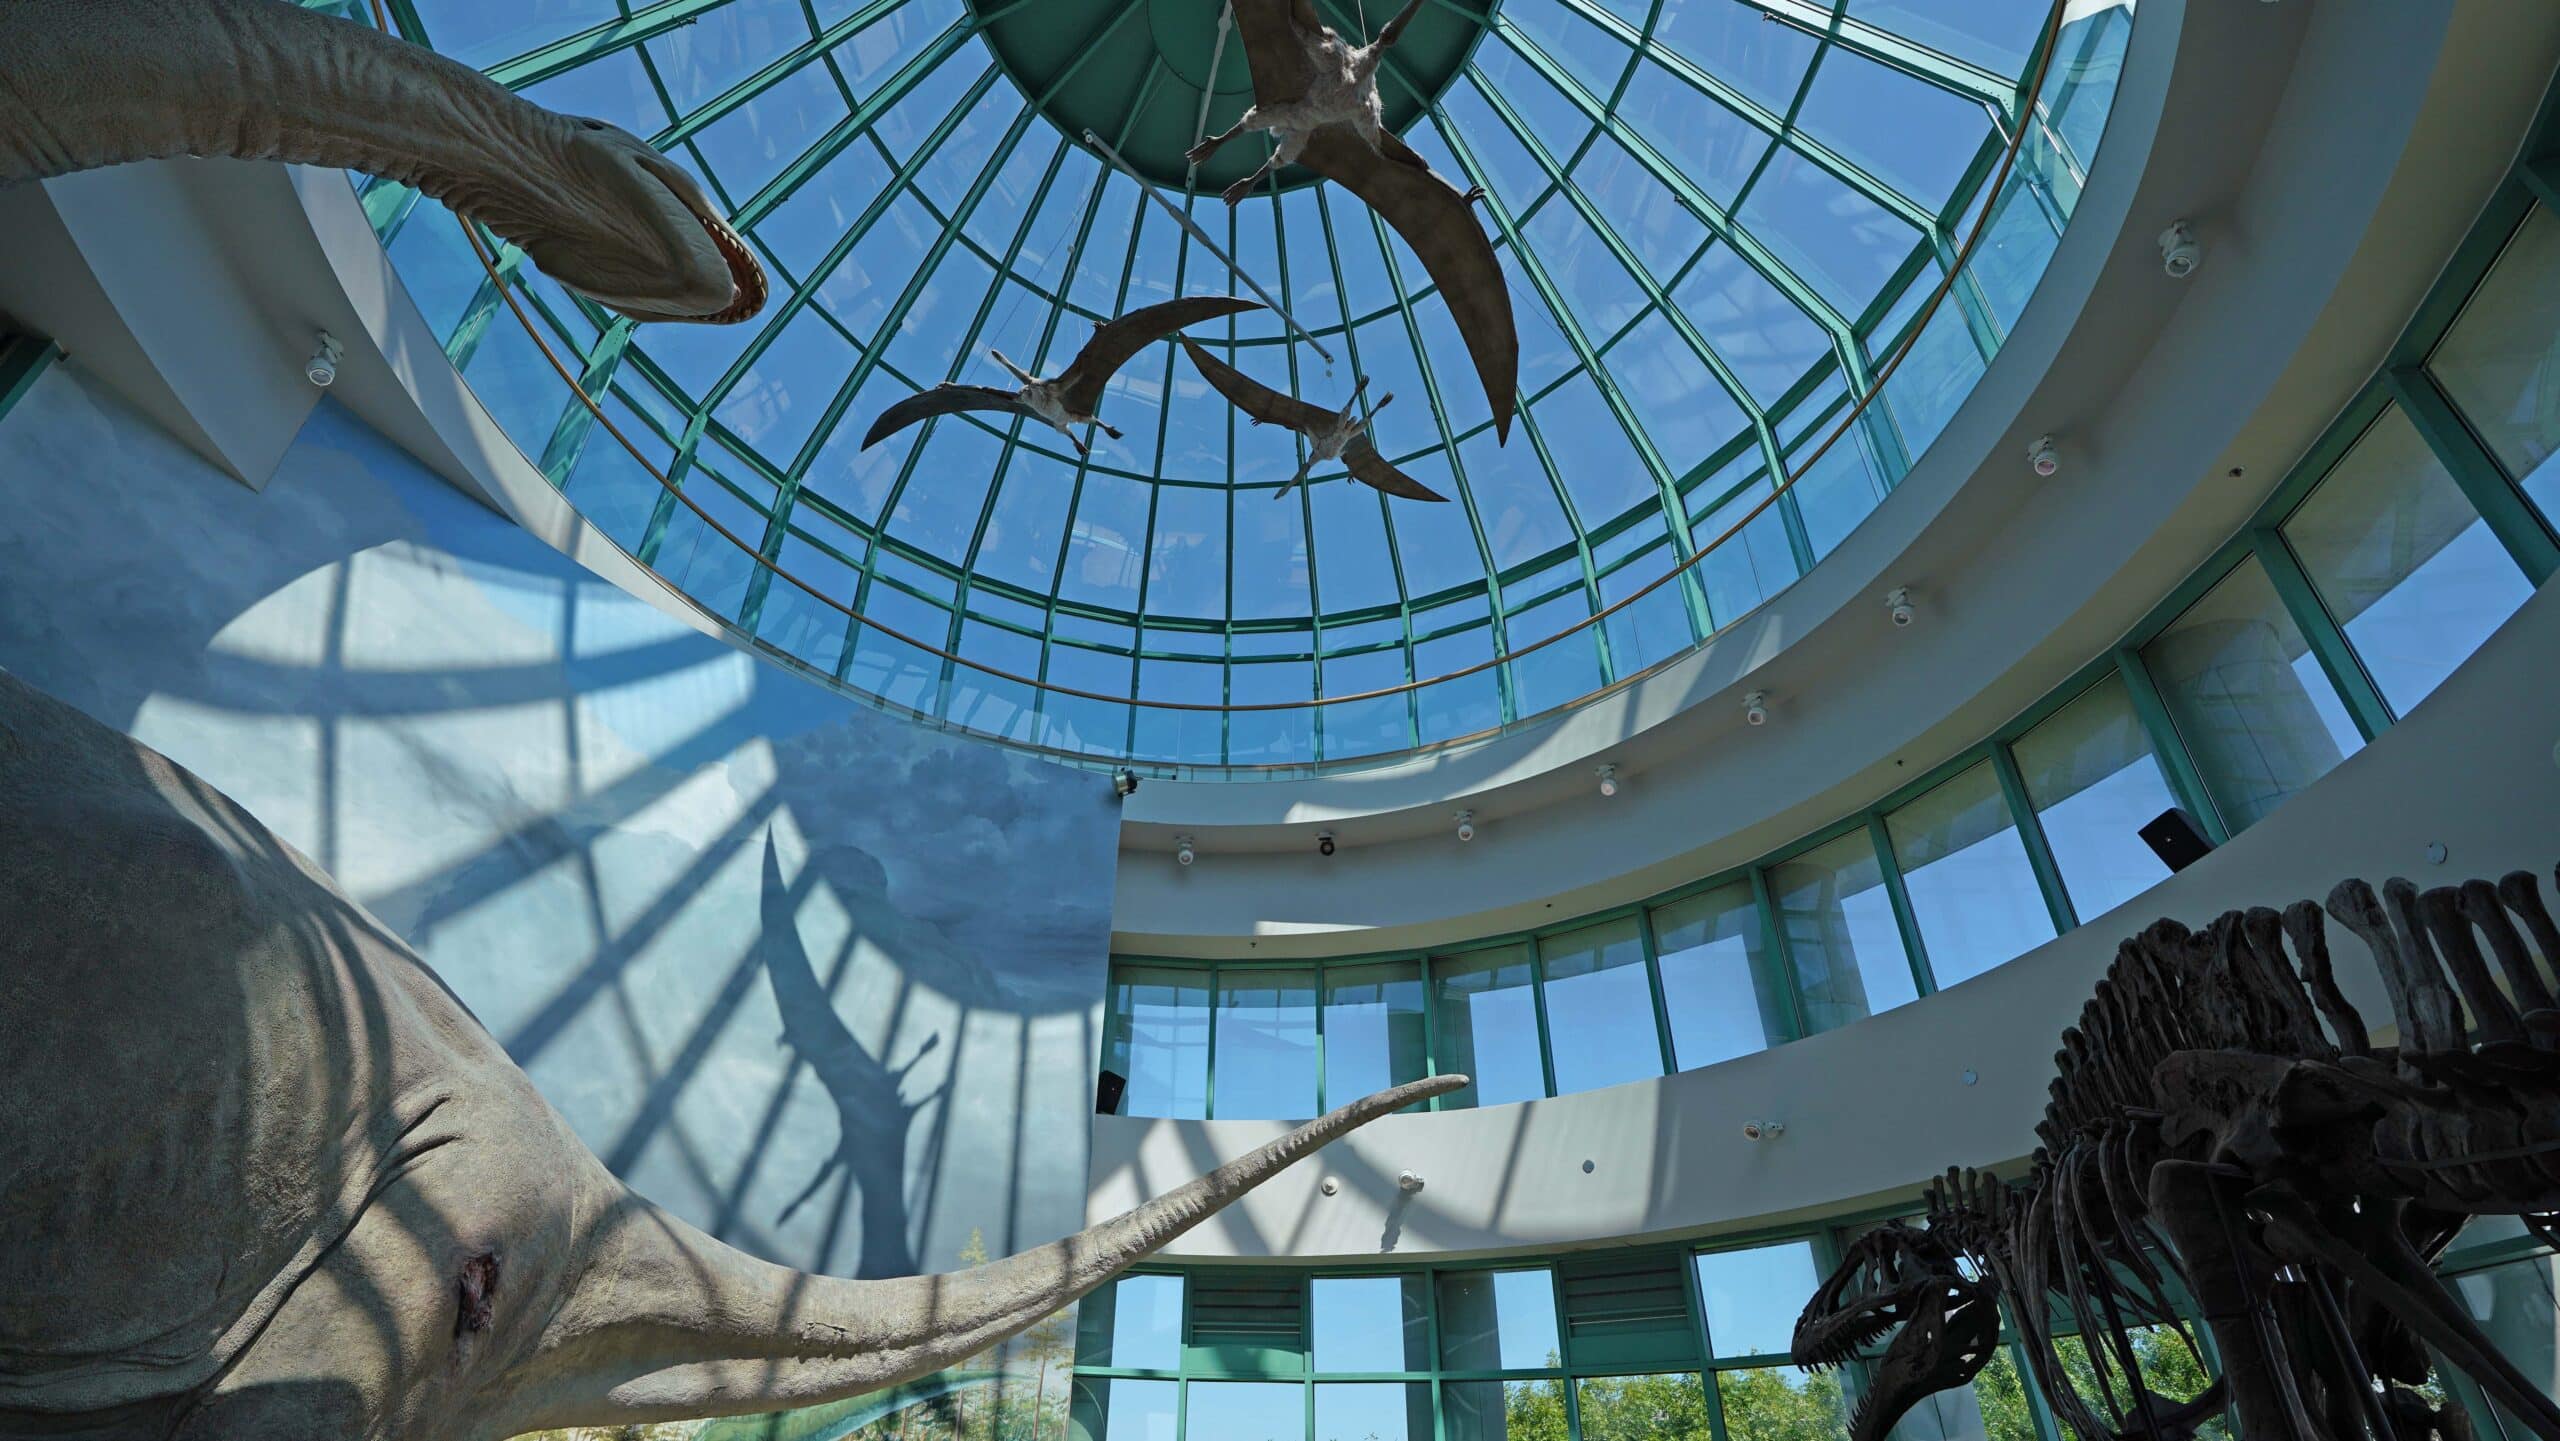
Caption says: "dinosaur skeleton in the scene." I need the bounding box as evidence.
[1795,864,2560,1441]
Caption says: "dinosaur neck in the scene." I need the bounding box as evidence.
[0,0,568,222]
[527,1076,1454,1429]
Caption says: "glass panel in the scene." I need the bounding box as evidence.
[2281,407,2532,715]
[1320,962,1429,1109]
[1438,1269,1564,1371]
[1963,1345,2041,1441]
[1313,1277,1430,1374]
[1714,1367,1852,1441]
[1445,1379,1571,1441]
[1892,1371,1999,1441]
[1767,831,1919,1033]
[2450,1252,2560,1431]
[1694,1241,1822,1360]
[1185,1380,1305,1441]
[1430,946,1549,1109]
[2049,1329,2227,1441]
[2140,557,2362,831]
[1084,1274,1185,1371]
[1316,1383,1431,1441]
[2011,679,2178,923]
[1072,1376,1180,1441]
[1574,1373,1710,1441]
[1105,966,1208,1120]
[1214,969,1320,1120]
[2430,206,2560,523]
[1884,762,2055,988]
[1538,917,1665,1094]
[1651,882,1788,1068]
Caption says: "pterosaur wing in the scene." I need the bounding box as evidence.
[1180,338,1343,434]
[861,385,1025,450]
[1344,437,1447,501]
[1055,296,1265,416]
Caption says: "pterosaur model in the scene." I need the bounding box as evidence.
[1181,339,1445,501]
[1189,0,1519,441]
[862,296,1263,454]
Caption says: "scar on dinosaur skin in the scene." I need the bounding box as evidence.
[455,1253,500,1339]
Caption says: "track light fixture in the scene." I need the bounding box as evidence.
[1454,810,1476,843]
[1885,586,1916,629]
[2027,434,2060,478]
[1317,830,1337,857]
[305,330,343,388]
[1112,767,1140,797]
[1596,764,1618,798]
[2158,219,2201,278]
[1743,690,1769,727]
[1174,835,1196,867]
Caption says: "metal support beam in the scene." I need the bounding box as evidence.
[1083,130,1333,361]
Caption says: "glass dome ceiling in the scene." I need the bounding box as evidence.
[365,0,2132,770]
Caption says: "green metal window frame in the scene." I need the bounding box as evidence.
[0,333,60,425]
[1106,89,2560,1117]
[364,0,2128,769]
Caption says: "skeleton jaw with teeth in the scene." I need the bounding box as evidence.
[1793,1224,2002,1441]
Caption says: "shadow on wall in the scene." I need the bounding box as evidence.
[0,366,1120,1277]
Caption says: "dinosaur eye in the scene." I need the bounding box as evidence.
[580,118,610,131]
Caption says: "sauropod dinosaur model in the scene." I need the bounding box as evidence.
[0,667,1464,1439]
[0,0,766,325]
[1793,869,2560,1441]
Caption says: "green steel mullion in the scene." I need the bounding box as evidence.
[0,335,60,424]
[1634,908,1681,1075]
[440,246,530,371]
[1261,186,1337,761]
[534,318,638,485]
[1525,935,1561,1100]
[727,23,988,228]
[650,1,942,150]
[2246,527,2393,739]
[2111,647,2228,844]
[633,410,711,565]
[1129,193,1212,756]
[1867,815,1937,996]
[1524,1,1943,237]
[2521,155,2560,215]
[1709,0,2015,111]
[1749,865,1809,1042]
[361,179,418,241]
[1989,743,2079,935]
[1684,1251,1736,1441]
[1202,963,1219,1119]
[477,0,792,87]
[1418,954,1443,1111]
[2385,365,2560,583]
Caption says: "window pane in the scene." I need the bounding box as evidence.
[2049,1329,2226,1441]
[1316,1383,1430,1441]
[1885,762,2055,988]
[1080,1274,1184,1371]
[1072,1376,1179,1441]
[1322,962,1430,1108]
[1574,1373,1710,1441]
[1539,917,1665,1094]
[1694,1241,1822,1360]
[1106,966,1208,1119]
[2011,679,2177,923]
[1651,881,1789,1069]
[1312,1277,1429,1373]
[2139,557,2362,831]
[1430,946,1549,1108]
[2450,1252,2560,1432]
[2282,407,2532,715]
[1445,1379,1571,1441]
[2429,206,2560,524]
[1185,1380,1304,1441]
[1767,831,1919,1033]
[1438,1269,1564,1370]
[1892,1370,1999,1441]
[1715,1366,1852,1441]
[1214,969,1319,1120]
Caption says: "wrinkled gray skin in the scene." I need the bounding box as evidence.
[0,0,766,325]
[0,667,1465,1439]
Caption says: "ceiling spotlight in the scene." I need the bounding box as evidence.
[2158,219,2201,279]
[1885,586,1916,629]
[2027,434,2060,478]
[1454,810,1476,843]
[1397,1170,1427,1193]
[305,330,343,388]
[1318,830,1337,857]
[1741,1119,1786,1142]
[1596,764,1619,798]
[1174,835,1196,867]
[1743,690,1769,727]
[1112,767,1140,797]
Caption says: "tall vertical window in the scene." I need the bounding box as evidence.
[1884,763,2055,987]
[1105,967,1209,1119]
[1213,969,1319,1120]
[1767,831,1919,1033]
[1431,946,1550,1109]
[1539,917,1666,1095]
[1320,962,1429,1108]
[2428,207,2560,524]
[2010,679,2178,922]
[2280,407,2535,715]
[1651,881,1790,1070]
[2139,557,2362,831]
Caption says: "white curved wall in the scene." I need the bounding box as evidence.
[1111,0,2560,957]
[1090,575,2560,1257]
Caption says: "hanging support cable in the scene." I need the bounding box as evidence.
[1186,2,1235,190]
[1082,128,1334,361]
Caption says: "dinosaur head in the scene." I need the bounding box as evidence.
[513,117,768,326]
[1793,1223,2002,1441]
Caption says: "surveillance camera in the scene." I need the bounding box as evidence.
[1596,764,1619,798]
[1885,586,1916,629]
[1454,810,1476,843]
[1743,690,1769,727]
[2026,434,2060,478]
[1174,835,1196,867]
[1112,767,1140,798]
[1741,1119,1785,1142]
[2158,219,2201,279]
[305,330,343,389]
[1317,830,1337,857]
